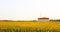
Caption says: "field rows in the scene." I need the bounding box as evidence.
[0,21,60,32]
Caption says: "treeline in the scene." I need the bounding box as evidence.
[50,19,60,21]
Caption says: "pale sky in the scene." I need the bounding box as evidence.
[0,0,60,20]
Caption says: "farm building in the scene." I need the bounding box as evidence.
[38,17,49,22]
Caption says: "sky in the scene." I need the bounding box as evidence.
[0,0,60,20]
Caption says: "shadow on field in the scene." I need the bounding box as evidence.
[0,26,60,32]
